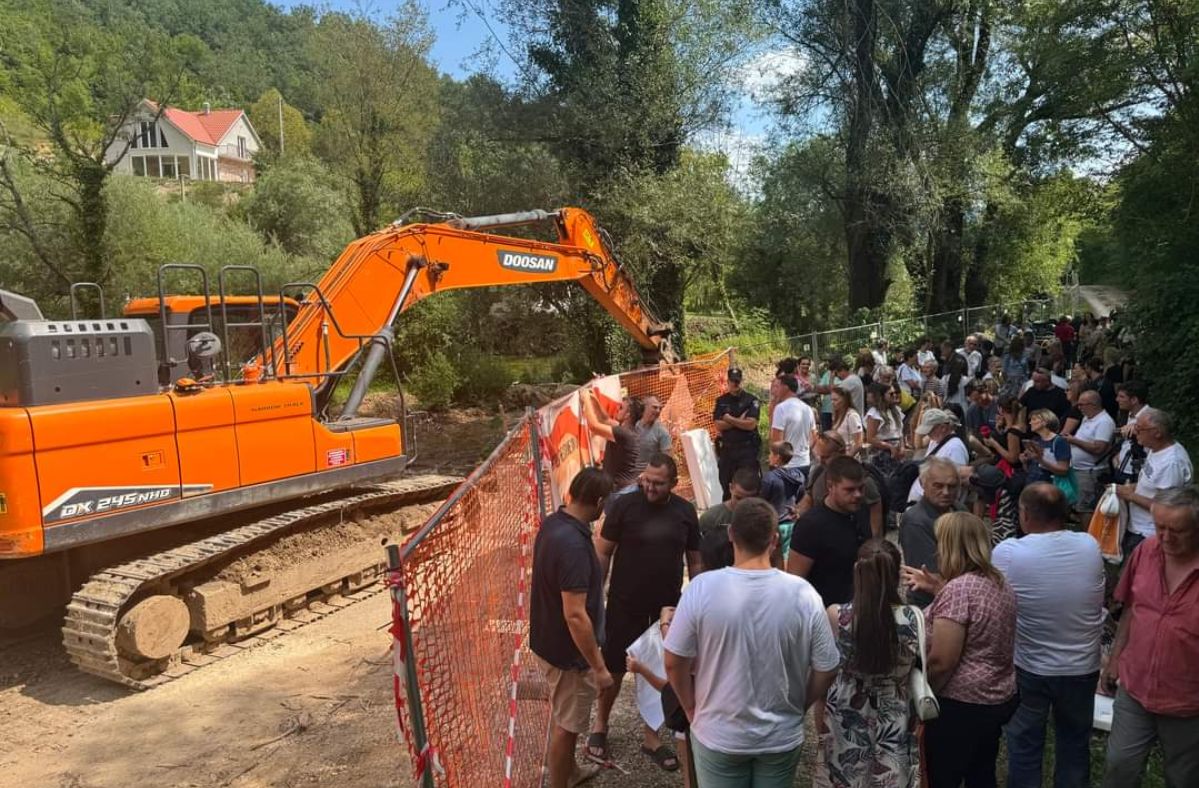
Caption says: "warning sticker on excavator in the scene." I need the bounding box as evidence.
[327,448,351,467]
[497,250,557,273]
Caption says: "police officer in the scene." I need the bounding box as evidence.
[714,367,761,500]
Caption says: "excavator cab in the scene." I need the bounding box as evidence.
[123,295,300,386]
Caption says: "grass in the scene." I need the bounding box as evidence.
[496,354,571,384]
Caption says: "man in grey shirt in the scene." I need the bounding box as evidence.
[898,457,963,606]
[635,395,673,471]
[993,483,1104,788]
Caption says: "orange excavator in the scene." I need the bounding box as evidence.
[0,207,674,687]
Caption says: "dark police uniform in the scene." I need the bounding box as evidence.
[713,389,761,499]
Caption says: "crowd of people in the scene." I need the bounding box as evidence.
[529,311,1198,788]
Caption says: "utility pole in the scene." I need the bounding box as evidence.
[278,94,285,157]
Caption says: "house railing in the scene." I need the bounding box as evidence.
[216,143,252,161]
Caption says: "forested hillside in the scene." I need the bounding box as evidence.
[0,0,1194,414]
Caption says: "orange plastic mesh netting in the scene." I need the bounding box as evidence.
[391,350,733,787]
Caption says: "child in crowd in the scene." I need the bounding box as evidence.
[626,607,690,784]
[759,441,805,563]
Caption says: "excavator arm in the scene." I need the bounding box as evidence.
[266,208,677,397]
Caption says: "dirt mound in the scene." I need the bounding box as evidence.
[502,382,577,409]
[217,501,441,586]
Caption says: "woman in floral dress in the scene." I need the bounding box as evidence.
[821,539,921,788]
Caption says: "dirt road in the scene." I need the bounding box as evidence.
[0,591,411,788]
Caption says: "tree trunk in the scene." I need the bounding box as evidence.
[963,201,996,306]
[76,161,109,290]
[842,0,890,311]
[929,196,965,312]
[353,167,382,237]
[844,188,892,310]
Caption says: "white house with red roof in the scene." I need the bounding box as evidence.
[107,99,262,183]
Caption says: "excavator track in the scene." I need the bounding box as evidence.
[62,475,460,690]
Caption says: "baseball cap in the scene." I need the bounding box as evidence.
[727,367,743,383]
[914,408,960,436]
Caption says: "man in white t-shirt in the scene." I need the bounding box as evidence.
[908,409,971,502]
[956,334,983,379]
[665,498,839,784]
[1065,390,1117,516]
[993,483,1105,788]
[1117,408,1193,553]
[771,375,816,472]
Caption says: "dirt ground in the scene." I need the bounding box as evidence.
[0,593,407,788]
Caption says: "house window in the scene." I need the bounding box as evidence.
[237,136,247,159]
[139,121,167,149]
[146,156,160,177]
[162,157,176,179]
[132,157,145,176]
[178,156,190,178]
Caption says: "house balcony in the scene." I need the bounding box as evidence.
[217,143,253,161]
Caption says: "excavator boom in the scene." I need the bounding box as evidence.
[268,207,676,390]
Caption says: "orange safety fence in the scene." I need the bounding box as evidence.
[389,351,733,787]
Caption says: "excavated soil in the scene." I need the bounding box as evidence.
[216,501,442,586]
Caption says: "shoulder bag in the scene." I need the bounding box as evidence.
[896,604,940,721]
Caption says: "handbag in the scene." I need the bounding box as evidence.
[1051,437,1079,505]
[897,605,940,721]
[1054,468,1080,505]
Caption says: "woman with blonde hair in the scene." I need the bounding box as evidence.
[1021,408,1072,485]
[831,386,865,457]
[903,513,1017,788]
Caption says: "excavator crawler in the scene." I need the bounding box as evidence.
[0,207,674,687]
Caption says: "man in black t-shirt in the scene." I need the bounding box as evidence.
[588,453,701,762]
[530,468,615,788]
[713,367,761,499]
[786,456,871,605]
[1020,367,1070,422]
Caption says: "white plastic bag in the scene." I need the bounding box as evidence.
[1098,483,1120,517]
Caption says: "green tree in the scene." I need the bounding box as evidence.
[248,89,312,162]
[0,0,201,299]
[737,137,850,335]
[1109,0,1199,445]
[310,5,439,235]
[239,157,353,262]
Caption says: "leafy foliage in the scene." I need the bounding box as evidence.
[239,157,352,262]
[406,350,458,411]
[247,89,312,162]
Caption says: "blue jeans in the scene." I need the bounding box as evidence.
[1005,668,1098,788]
[691,736,803,788]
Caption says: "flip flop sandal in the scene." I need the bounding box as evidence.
[641,744,680,772]
[584,731,609,763]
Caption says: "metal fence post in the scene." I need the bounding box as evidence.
[528,409,548,519]
[387,544,437,788]
[811,331,819,363]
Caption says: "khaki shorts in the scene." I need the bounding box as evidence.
[535,656,597,734]
[1075,467,1103,513]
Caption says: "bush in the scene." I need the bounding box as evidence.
[239,157,353,262]
[452,349,514,404]
[103,176,311,298]
[405,351,457,410]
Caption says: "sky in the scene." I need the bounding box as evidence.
[274,0,804,179]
